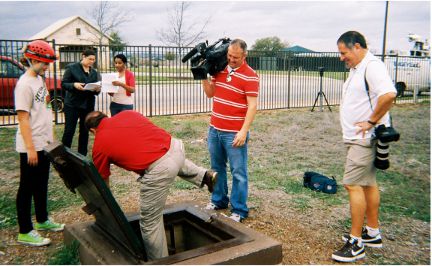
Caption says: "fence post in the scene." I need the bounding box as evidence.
[414,86,419,103]
[287,52,291,109]
[149,44,153,117]
[51,39,59,124]
[394,54,399,85]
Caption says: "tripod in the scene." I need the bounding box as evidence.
[311,67,332,112]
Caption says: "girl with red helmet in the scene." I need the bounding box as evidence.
[15,40,64,247]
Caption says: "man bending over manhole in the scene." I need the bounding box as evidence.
[85,110,217,260]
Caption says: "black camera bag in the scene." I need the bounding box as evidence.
[303,171,337,194]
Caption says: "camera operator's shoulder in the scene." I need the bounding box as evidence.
[244,64,259,77]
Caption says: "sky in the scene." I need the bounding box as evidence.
[0,0,430,53]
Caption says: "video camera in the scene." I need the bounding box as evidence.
[181,38,231,80]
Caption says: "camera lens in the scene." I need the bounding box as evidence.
[374,140,390,170]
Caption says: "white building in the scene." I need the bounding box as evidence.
[29,16,112,70]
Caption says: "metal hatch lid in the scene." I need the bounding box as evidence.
[43,141,146,260]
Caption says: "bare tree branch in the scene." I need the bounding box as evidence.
[87,1,133,46]
[157,2,211,47]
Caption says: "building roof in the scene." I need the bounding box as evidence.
[281,45,316,53]
[29,15,112,41]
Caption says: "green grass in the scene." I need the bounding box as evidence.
[0,194,16,229]
[172,178,196,190]
[0,175,83,230]
[379,170,430,222]
[47,241,80,265]
[0,104,428,234]
[0,127,19,171]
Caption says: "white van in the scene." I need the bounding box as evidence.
[384,56,430,97]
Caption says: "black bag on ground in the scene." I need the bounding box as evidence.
[303,171,337,194]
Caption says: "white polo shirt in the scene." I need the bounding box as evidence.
[340,51,396,140]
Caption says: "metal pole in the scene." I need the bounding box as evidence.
[52,39,59,124]
[319,73,323,112]
[149,44,153,117]
[381,1,389,62]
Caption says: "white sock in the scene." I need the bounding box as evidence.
[366,225,380,237]
[350,234,363,246]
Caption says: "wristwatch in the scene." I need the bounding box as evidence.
[367,120,377,126]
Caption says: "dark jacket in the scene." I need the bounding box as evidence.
[62,62,101,110]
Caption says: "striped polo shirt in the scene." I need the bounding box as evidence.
[210,61,259,132]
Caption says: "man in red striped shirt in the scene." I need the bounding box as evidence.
[84,110,217,260]
[201,39,259,222]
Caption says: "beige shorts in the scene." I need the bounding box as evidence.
[343,138,377,186]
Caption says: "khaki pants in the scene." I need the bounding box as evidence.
[139,138,206,261]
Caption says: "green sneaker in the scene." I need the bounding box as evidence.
[17,230,51,246]
[34,219,65,232]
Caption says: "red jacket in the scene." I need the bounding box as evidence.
[124,69,135,96]
[92,111,171,179]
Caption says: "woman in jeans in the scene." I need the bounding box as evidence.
[109,54,135,116]
[61,49,101,156]
[15,40,64,246]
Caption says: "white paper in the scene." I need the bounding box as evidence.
[101,73,120,93]
[83,81,101,91]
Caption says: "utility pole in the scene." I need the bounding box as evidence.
[381,1,389,62]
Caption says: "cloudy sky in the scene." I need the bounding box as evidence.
[0,0,430,53]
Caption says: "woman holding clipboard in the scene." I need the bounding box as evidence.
[61,49,101,156]
[109,54,135,116]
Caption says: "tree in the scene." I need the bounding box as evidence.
[109,31,126,53]
[157,2,211,47]
[88,1,132,46]
[165,52,176,61]
[251,36,289,56]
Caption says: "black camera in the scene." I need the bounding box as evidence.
[318,67,325,77]
[181,38,231,80]
[374,124,400,170]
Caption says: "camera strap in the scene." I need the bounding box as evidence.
[364,62,394,126]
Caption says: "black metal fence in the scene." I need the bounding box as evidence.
[1,39,430,126]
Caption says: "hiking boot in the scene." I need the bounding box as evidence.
[332,237,365,262]
[34,219,65,232]
[17,230,51,247]
[342,227,383,248]
[228,213,244,223]
[201,170,218,193]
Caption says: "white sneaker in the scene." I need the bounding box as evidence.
[205,202,218,210]
[228,213,243,223]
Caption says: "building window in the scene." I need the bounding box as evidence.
[76,28,81,36]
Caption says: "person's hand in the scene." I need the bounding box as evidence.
[27,147,38,166]
[108,92,114,97]
[355,121,375,138]
[112,81,124,87]
[74,82,85,90]
[94,85,101,92]
[232,130,247,147]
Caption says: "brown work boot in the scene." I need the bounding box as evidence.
[201,170,218,193]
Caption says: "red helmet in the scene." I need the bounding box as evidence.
[24,40,57,63]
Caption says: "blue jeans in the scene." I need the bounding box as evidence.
[208,126,249,218]
[110,102,133,116]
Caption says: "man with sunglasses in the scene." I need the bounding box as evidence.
[201,39,259,222]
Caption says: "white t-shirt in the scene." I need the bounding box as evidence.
[112,75,133,105]
[15,72,53,153]
[340,51,396,140]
